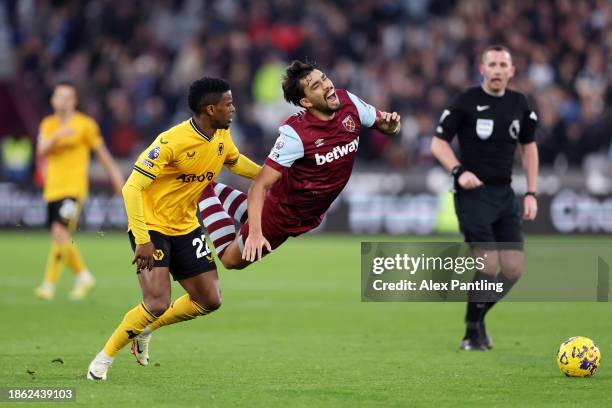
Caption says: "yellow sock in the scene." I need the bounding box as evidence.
[102,303,158,357]
[43,242,69,284]
[65,242,86,274]
[147,295,209,331]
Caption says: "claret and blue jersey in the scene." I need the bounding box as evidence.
[264,88,378,228]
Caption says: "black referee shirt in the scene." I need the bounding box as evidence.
[435,86,537,185]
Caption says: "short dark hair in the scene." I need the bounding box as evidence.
[282,60,316,106]
[481,45,512,62]
[188,77,231,114]
[53,80,78,97]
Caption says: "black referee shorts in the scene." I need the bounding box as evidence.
[453,184,523,250]
[128,226,216,281]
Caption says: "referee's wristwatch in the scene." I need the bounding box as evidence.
[451,165,466,181]
[525,191,537,199]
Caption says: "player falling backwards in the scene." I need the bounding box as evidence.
[129,60,401,366]
[86,78,260,380]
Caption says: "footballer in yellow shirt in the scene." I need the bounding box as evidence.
[34,81,124,301]
[87,77,261,380]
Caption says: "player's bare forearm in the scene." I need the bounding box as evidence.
[521,142,539,192]
[37,127,76,156]
[37,138,54,157]
[374,111,401,136]
[431,137,461,171]
[246,165,281,234]
[95,144,125,195]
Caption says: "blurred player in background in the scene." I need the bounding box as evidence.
[34,81,124,301]
[431,45,539,351]
[87,78,260,380]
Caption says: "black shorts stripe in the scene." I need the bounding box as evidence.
[224,157,238,165]
[133,166,156,180]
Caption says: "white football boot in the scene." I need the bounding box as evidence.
[131,331,152,366]
[87,352,113,380]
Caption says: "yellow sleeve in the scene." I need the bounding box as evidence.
[225,154,261,179]
[223,133,240,165]
[132,137,173,181]
[122,171,155,244]
[38,117,52,140]
[85,118,103,150]
[222,132,260,179]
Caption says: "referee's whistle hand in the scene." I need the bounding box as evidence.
[523,196,538,221]
[457,171,484,189]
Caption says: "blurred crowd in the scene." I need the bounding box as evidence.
[3,0,612,169]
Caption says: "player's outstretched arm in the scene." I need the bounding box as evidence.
[242,165,281,262]
[374,111,402,136]
[520,141,539,220]
[224,154,261,180]
[95,144,125,195]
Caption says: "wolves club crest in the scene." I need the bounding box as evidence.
[342,115,356,133]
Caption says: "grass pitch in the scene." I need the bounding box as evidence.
[1,231,611,407]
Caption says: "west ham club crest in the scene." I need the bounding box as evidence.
[342,115,356,133]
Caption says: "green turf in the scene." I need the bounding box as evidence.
[1,231,611,407]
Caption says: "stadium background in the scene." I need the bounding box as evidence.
[0,1,611,407]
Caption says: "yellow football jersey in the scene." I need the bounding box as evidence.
[131,118,240,236]
[39,112,103,202]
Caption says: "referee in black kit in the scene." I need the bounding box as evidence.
[431,45,539,351]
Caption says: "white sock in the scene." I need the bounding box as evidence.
[96,351,114,363]
[141,327,153,336]
[40,281,55,291]
[76,270,93,284]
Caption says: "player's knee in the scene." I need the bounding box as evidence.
[220,251,247,270]
[51,223,70,243]
[196,295,222,313]
[204,298,222,312]
[145,298,171,317]
[501,265,523,280]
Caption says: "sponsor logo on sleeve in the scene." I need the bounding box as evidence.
[147,146,160,160]
[274,136,285,150]
[509,119,520,140]
[439,109,450,124]
[140,159,154,169]
[218,142,224,156]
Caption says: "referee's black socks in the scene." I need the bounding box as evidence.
[483,273,518,316]
[464,270,496,338]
